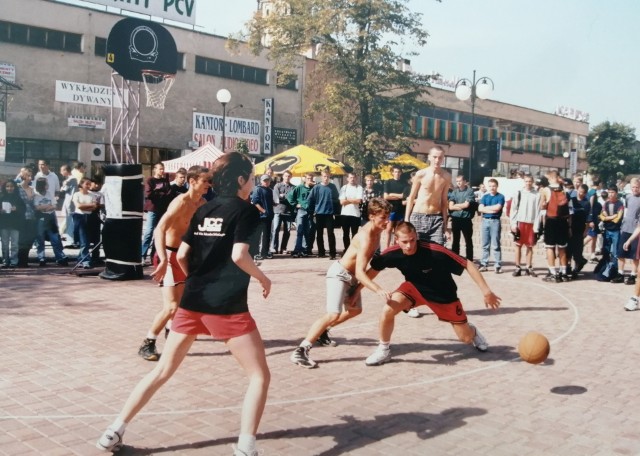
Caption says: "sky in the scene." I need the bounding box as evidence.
[62,0,640,134]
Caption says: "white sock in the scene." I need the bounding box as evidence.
[146,331,157,340]
[379,341,390,350]
[560,266,567,274]
[109,418,126,435]
[237,434,256,454]
[300,340,312,349]
[549,267,557,274]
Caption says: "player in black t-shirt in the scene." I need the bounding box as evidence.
[97,152,271,456]
[364,222,501,366]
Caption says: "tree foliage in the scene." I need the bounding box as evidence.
[243,0,434,172]
[586,121,637,185]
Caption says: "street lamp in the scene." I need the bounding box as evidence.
[455,70,494,185]
[562,151,570,177]
[216,88,231,152]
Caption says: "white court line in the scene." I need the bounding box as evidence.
[0,282,578,421]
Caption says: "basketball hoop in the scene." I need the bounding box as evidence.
[141,70,175,109]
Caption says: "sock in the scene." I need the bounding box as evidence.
[515,265,521,270]
[560,266,567,274]
[300,340,312,349]
[549,267,557,275]
[379,341,390,350]
[109,418,127,435]
[146,331,157,340]
[237,434,256,454]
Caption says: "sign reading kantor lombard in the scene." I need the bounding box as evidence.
[84,0,197,25]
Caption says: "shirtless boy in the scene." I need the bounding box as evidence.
[404,146,451,245]
[137,166,211,361]
[290,198,393,368]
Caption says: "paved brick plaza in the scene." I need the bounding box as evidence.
[1,242,639,455]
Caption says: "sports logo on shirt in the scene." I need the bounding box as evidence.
[197,217,223,235]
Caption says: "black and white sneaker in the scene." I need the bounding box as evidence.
[290,346,317,368]
[96,428,124,452]
[138,338,159,361]
[317,329,337,347]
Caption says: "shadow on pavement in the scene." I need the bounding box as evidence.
[118,407,487,455]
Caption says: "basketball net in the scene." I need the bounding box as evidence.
[141,70,175,110]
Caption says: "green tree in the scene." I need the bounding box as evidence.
[242,0,434,172]
[587,121,637,186]
[234,139,250,155]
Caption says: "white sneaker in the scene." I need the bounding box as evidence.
[365,346,391,366]
[232,444,263,456]
[406,308,420,318]
[624,296,639,311]
[468,323,488,352]
[96,428,124,452]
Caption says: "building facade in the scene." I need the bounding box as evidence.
[1,0,304,178]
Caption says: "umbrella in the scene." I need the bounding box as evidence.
[254,145,352,177]
[375,153,428,180]
[162,143,224,173]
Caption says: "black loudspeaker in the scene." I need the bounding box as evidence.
[99,164,145,281]
[470,140,499,186]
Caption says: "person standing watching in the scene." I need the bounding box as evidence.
[615,178,640,284]
[339,172,363,253]
[271,170,295,254]
[509,174,539,277]
[448,174,476,261]
[35,159,60,202]
[141,163,171,265]
[478,179,505,273]
[308,170,340,259]
[251,174,275,261]
[288,173,316,257]
[383,165,406,248]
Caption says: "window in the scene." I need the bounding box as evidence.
[0,21,82,53]
[176,52,185,71]
[195,55,268,85]
[5,139,78,170]
[277,72,298,90]
[95,37,107,57]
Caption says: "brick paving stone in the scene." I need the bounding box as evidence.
[3,223,640,455]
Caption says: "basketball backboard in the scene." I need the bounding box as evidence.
[106,18,177,82]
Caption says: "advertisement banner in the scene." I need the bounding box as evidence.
[192,112,261,154]
[84,0,197,25]
[0,62,16,83]
[68,116,107,129]
[263,98,273,155]
[0,121,6,162]
[55,81,124,108]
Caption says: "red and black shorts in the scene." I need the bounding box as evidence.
[395,282,467,324]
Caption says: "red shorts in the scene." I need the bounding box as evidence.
[153,248,187,287]
[395,282,467,323]
[171,308,257,340]
[515,222,536,248]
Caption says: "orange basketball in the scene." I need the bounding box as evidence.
[518,332,550,364]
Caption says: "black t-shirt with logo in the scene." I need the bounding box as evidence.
[180,196,260,315]
[370,241,467,303]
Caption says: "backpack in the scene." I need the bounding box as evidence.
[594,251,617,282]
[547,187,569,218]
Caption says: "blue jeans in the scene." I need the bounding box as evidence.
[72,213,91,266]
[294,209,315,254]
[36,214,67,262]
[141,211,160,259]
[271,212,293,252]
[604,229,620,270]
[1,228,19,266]
[481,218,502,267]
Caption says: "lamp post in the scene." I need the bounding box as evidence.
[455,70,494,185]
[562,151,570,177]
[216,89,231,152]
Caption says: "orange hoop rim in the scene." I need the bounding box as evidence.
[141,69,176,79]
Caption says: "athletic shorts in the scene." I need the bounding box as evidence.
[171,308,257,340]
[515,222,536,248]
[618,231,640,260]
[409,212,445,245]
[395,281,467,324]
[325,261,361,314]
[153,247,187,287]
[543,217,569,248]
[389,211,404,222]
